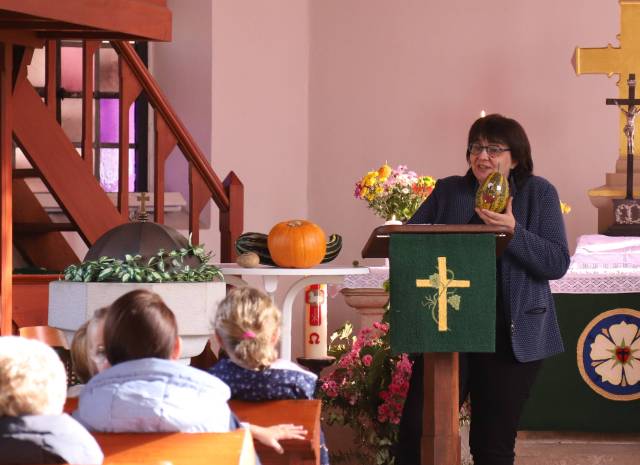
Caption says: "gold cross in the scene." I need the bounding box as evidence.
[573,1,640,156]
[416,256,470,332]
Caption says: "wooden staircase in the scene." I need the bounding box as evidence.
[0,1,244,334]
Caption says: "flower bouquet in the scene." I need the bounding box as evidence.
[319,320,413,465]
[354,163,436,222]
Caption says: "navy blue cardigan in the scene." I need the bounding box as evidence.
[409,171,570,362]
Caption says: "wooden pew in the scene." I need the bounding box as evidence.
[230,399,321,465]
[93,429,256,465]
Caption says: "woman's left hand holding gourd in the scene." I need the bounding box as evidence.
[475,197,516,233]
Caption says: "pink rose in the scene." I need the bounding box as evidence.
[362,354,373,367]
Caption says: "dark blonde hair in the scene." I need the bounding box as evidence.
[104,290,178,365]
[214,287,281,370]
[71,307,108,383]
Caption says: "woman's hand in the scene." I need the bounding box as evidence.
[475,197,516,233]
[249,423,307,454]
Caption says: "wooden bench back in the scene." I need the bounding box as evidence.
[230,399,321,465]
[93,430,256,465]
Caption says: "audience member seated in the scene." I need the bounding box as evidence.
[68,307,110,398]
[74,289,306,453]
[210,287,329,464]
[0,336,103,465]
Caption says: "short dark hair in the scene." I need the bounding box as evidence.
[104,290,178,365]
[466,113,533,186]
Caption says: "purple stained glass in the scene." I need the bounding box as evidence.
[100,99,136,144]
[99,148,136,193]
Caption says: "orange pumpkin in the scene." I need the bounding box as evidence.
[267,220,327,268]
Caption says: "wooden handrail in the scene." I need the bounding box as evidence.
[111,40,230,212]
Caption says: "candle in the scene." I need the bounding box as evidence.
[303,284,328,359]
[480,110,486,118]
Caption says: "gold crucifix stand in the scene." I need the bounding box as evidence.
[417,256,470,332]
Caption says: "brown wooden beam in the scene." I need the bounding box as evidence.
[44,39,56,117]
[422,353,460,465]
[12,168,39,178]
[112,41,230,211]
[12,76,125,245]
[0,42,14,335]
[81,40,98,170]
[117,55,142,218]
[13,179,79,270]
[0,0,171,42]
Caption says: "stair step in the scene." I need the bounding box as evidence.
[13,168,40,179]
[14,222,75,233]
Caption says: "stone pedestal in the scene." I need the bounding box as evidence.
[340,287,388,328]
[589,156,640,233]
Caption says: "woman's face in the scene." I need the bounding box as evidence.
[468,137,517,184]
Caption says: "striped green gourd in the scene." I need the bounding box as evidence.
[475,171,509,213]
[236,232,342,266]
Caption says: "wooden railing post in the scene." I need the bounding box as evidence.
[82,41,99,170]
[220,171,244,263]
[117,55,142,219]
[1,42,14,335]
[44,40,57,118]
[153,113,176,224]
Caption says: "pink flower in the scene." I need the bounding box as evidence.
[362,354,373,367]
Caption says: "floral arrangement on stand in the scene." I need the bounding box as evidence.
[354,163,436,222]
[318,319,413,465]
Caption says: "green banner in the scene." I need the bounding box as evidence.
[389,233,496,354]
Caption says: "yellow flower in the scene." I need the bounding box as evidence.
[378,164,392,179]
[560,201,571,214]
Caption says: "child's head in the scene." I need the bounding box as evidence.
[213,287,281,370]
[71,307,109,383]
[104,289,180,366]
[0,336,67,416]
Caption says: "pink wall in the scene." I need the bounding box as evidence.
[154,1,627,356]
[309,0,620,265]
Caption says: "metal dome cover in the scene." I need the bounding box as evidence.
[84,222,194,263]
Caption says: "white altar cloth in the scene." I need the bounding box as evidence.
[336,235,640,295]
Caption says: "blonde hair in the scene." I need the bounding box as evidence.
[214,287,281,370]
[70,307,108,383]
[0,336,67,416]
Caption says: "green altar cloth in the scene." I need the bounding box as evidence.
[389,233,496,354]
[520,293,640,432]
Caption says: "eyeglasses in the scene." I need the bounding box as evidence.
[468,143,510,158]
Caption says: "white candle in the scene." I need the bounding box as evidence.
[480,110,486,117]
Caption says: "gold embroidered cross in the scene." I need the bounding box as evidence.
[416,256,470,332]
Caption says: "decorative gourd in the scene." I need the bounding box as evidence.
[236,232,342,266]
[267,220,327,268]
[236,251,260,268]
[475,171,509,213]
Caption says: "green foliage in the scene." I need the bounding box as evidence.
[63,238,223,283]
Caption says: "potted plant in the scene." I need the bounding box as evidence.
[48,241,225,361]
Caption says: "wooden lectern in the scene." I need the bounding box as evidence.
[362,224,512,465]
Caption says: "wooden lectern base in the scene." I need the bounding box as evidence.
[422,353,460,465]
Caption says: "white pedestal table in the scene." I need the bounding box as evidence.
[217,264,369,360]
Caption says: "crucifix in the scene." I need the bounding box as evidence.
[573,1,640,233]
[135,192,150,222]
[607,74,640,200]
[416,256,470,332]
